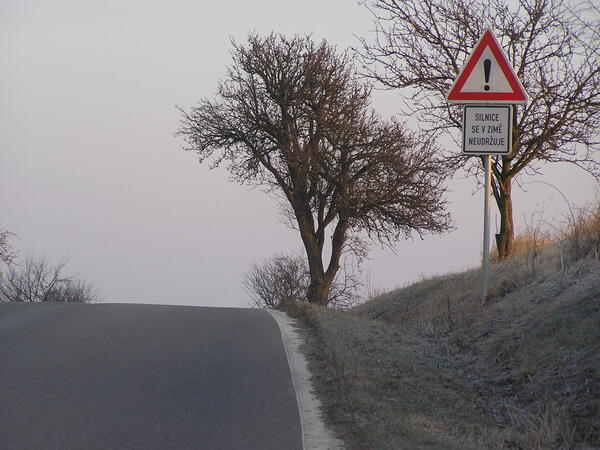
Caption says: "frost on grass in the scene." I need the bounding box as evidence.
[289,204,600,448]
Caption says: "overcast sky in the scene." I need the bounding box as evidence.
[1,0,597,307]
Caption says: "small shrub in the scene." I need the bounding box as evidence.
[244,252,363,309]
[244,253,309,309]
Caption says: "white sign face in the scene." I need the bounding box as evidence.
[463,105,512,155]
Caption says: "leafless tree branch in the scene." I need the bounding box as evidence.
[0,228,17,266]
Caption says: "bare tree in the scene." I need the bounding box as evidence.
[0,255,100,303]
[244,253,309,309]
[177,33,451,306]
[359,0,600,258]
[244,252,362,310]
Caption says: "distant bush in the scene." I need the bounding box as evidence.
[244,253,309,309]
[0,255,100,303]
[244,252,362,310]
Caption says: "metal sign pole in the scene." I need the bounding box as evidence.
[481,155,492,304]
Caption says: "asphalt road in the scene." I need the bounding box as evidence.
[0,303,303,450]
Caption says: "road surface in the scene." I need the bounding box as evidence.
[0,303,303,450]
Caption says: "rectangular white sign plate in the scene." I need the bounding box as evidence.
[462,105,512,155]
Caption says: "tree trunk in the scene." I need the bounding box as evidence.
[304,247,333,306]
[302,219,347,307]
[295,197,348,307]
[495,179,514,259]
[299,223,332,306]
[307,276,330,306]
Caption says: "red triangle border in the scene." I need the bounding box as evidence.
[447,30,527,103]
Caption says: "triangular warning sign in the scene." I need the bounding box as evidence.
[447,29,528,104]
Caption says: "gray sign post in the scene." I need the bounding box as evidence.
[462,104,513,303]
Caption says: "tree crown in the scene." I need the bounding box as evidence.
[178,33,451,246]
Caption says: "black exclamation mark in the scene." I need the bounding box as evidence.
[484,59,491,91]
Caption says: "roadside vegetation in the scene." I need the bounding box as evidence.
[244,252,363,310]
[0,228,100,303]
[284,200,600,449]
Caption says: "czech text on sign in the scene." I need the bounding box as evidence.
[463,105,512,155]
[447,29,528,104]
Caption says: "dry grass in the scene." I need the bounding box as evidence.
[287,303,490,449]
[284,202,600,449]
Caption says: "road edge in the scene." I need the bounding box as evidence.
[267,309,345,450]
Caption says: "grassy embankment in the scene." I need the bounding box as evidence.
[285,203,600,449]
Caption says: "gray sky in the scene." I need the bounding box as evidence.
[1,0,597,307]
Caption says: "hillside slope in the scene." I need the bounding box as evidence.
[287,219,600,449]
